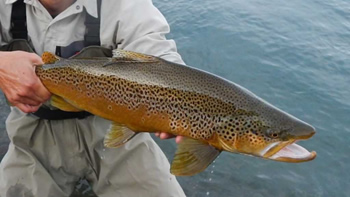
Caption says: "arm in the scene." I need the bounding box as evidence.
[104,0,184,142]
[103,0,184,64]
[0,51,51,113]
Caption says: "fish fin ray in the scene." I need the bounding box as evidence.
[42,52,60,64]
[50,95,83,112]
[104,122,138,148]
[171,138,221,176]
[111,49,158,62]
[70,57,107,60]
[217,136,237,152]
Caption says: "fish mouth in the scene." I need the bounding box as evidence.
[261,139,316,162]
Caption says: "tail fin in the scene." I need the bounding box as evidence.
[42,52,60,64]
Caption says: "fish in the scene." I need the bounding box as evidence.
[36,49,316,176]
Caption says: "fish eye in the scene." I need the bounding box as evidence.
[264,128,279,139]
[270,133,279,138]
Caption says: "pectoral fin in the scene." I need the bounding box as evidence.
[50,95,82,112]
[104,122,138,148]
[171,138,221,176]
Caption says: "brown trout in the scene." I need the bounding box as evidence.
[36,49,316,176]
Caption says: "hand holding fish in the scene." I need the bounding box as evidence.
[0,51,51,113]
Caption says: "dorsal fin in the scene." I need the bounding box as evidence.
[42,52,60,64]
[112,49,158,62]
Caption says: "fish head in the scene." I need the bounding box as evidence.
[258,119,316,162]
[218,110,316,163]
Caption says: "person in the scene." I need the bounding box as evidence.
[0,0,186,196]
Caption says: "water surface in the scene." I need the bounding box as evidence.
[153,0,350,196]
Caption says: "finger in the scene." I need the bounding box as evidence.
[29,53,44,66]
[160,133,176,139]
[27,104,41,112]
[16,84,49,104]
[155,132,160,137]
[175,136,184,144]
[6,89,41,106]
[29,54,51,102]
[31,78,51,102]
[16,96,42,106]
[16,103,40,113]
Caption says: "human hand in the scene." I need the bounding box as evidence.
[155,132,184,144]
[0,51,51,113]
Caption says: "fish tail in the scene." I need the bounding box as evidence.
[42,51,60,64]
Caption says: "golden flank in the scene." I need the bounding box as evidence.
[36,50,316,176]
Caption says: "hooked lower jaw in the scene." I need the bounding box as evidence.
[260,129,316,162]
[261,138,316,162]
[268,142,317,162]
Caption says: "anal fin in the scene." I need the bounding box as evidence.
[171,138,221,176]
[50,95,82,112]
[104,122,138,148]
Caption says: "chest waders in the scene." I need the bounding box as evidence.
[0,2,188,196]
[0,0,111,120]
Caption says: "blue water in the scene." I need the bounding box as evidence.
[0,0,349,196]
[151,0,350,196]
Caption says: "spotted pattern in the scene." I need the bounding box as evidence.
[36,51,302,153]
[37,64,237,141]
[216,114,282,150]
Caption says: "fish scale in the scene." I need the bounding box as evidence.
[36,49,316,176]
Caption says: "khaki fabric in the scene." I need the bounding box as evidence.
[0,108,185,197]
[0,0,187,196]
[0,0,184,64]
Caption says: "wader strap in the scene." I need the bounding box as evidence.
[55,0,102,57]
[84,0,102,47]
[9,0,98,120]
[33,107,91,120]
[10,0,27,39]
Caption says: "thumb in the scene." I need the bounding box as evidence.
[33,57,44,66]
[29,53,44,66]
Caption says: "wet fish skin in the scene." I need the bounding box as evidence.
[36,50,316,176]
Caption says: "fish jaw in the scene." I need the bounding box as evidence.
[260,139,316,162]
[256,121,317,162]
[268,143,317,162]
